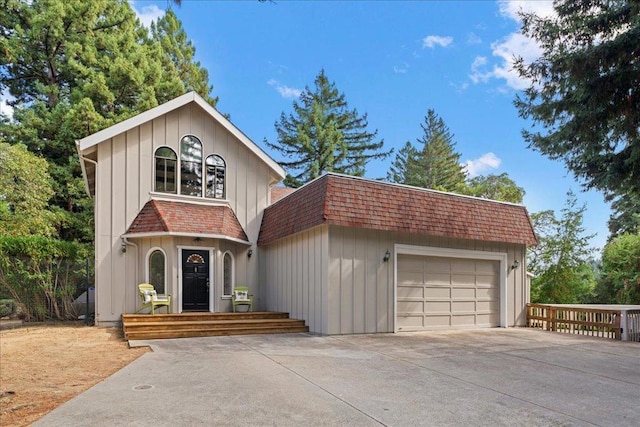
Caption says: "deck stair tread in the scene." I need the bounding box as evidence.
[122,311,309,340]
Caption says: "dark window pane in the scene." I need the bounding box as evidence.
[180,136,203,196]
[154,148,177,193]
[223,253,233,295]
[149,250,165,294]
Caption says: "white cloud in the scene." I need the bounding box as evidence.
[130,2,164,28]
[0,90,14,120]
[462,152,501,177]
[393,63,409,74]
[469,0,555,90]
[422,35,453,49]
[267,79,302,99]
[498,0,556,22]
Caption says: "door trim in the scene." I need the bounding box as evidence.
[177,246,215,313]
[393,244,508,332]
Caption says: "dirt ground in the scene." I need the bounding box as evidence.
[0,322,149,427]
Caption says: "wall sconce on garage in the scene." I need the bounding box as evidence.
[247,248,253,258]
[383,250,391,262]
[511,260,519,270]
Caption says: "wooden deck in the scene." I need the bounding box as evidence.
[122,312,309,340]
[526,303,640,342]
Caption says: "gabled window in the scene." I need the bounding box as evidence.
[206,155,226,199]
[147,249,166,294]
[154,147,177,193]
[180,135,202,196]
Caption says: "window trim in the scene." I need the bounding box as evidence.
[153,146,177,194]
[179,135,203,197]
[222,251,235,298]
[205,154,227,200]
[145,247,167,295]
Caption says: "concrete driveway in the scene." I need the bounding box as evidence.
[35,328,639,426]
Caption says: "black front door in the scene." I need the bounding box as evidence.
[182,249,210,311]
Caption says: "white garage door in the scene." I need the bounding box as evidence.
[397,254,500,331]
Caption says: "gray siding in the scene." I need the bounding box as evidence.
[94,103,272,324]
[263,225,528,335]
[262,226,329,334]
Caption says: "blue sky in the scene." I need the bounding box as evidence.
[127,0,611,252]
[8,0,612,251]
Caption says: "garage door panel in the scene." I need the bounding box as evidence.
[476,300,499,311]
[397,255,424,271]
[397,286,423,298]
[451,273,478,285]
[451,301,476,312]
[424,258,451,272]
[452,315,476,326]
[424,301,451,313]
[397,254,501,331]
[424,286,450,299]
[397,301,424,313]
[424,272,451,286]
[397,315,425,329]
[451,287,475,298]
[397,270,423,285]
[476,262,500,274]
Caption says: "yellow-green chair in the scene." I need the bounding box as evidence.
[231,286,253,312]
[135,283,171,314]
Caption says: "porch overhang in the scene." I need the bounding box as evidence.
[121,231,251,246]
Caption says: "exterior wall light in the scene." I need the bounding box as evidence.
[247,248,253,258]
[511,260,519,270]
[383,250,391,262]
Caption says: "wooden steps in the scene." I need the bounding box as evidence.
[122,311,309,340]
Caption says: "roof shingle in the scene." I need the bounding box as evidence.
[258,174,537,246]
[127,200,249,242]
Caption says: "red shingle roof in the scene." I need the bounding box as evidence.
[127,200,249,242]
[270,186,297,203]
[258,174,538,246]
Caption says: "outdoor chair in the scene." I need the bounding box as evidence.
[135,283,171,314]
[231,286,253,312]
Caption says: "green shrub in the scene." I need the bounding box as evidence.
[0,236,92,321]
[0,299,17,317]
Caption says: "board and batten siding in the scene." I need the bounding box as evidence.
[262,224,528,335]
[94,103,272,325]
[262,226,330,334]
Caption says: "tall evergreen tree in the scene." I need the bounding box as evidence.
[388,110,466,192]
[266,69,391,187]
[514,0,640,202]
[149,9,217,106]
[0,0,210,242]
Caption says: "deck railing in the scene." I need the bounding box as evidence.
[527,304,624,340]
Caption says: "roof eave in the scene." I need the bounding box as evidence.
[121,231,251,245]
[77,91,286,181]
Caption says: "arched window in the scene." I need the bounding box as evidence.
[154,147,177,193]
[180,135,202,196]
[147,249,166,294]
[223,251,234,296]
[206,155,226,199]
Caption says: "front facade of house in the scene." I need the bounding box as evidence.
[78,92,537,333]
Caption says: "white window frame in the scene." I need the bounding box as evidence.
[222,251,235,299]
[145,247,167,294]
[153,146,177,194]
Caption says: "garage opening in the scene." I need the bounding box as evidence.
[396,251,503,332]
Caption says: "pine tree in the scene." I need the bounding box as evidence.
[0,0,204,242]
[266,69,391,187]
[514,0,640,202]
[388,110,466,192]
[150,10,217,106]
